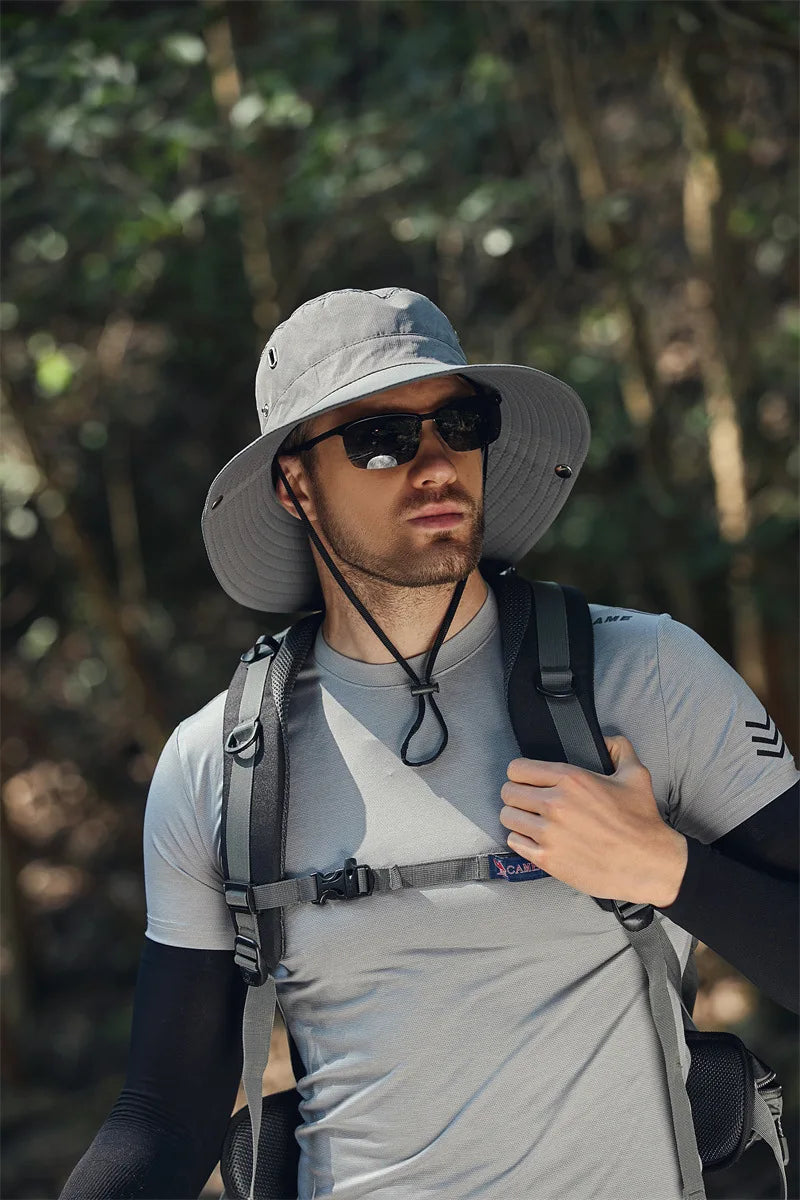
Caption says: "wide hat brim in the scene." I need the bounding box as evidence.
[201,359,590,613]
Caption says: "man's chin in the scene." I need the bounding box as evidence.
[385,538,482,588]
[316,511,484,590]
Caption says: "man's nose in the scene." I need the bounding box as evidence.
[406,420,458,487]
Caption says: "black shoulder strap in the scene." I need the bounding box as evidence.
[494,569,614,773]
[491,566,658,929]
[221,615,321,984]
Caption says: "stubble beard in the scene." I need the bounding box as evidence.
[308,479,485,601]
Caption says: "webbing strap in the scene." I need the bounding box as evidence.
[752,1087,788,1199]
[241,975,277,1200]
[623,920,706,1200]
[531,580,606,772]
[656,924,700,1033]
[230,853,535,912]
[227,653,272,875]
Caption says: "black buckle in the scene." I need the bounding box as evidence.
[224,881,257,913]
[611,900,654,932]
[233,933,267,985]
[312,856,374,905]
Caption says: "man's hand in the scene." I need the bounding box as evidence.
[499,735,688,907]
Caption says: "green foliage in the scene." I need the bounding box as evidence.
[1,3,797,1195]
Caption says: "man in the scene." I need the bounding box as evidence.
[61,287,798,1200]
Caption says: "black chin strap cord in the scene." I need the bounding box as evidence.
[275,458,474,766]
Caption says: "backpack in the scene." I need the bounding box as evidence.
[218,565,788,1200]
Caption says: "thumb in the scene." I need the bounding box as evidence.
[604,733,639,772]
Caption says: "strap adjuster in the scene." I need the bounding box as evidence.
[233,933,268,985]
[611,899,654,931]
[536,667,575,698]
[224,882,257,914]
[312,857,374,905]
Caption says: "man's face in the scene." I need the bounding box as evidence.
[276,374,486,589]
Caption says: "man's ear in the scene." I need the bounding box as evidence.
[274,457,318,522]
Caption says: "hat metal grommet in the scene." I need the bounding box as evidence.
[555,464,572,479]
[210,495,224,509]
[267,346,278,368]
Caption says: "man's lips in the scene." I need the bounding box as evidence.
[407,507,466,529]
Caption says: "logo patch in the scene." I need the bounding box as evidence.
[745,711,786,759]
[489,853,549,882]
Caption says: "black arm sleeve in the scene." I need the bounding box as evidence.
[657,779,799,1014]
[59,936,248,1200]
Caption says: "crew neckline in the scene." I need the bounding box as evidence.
[313,586,498,687]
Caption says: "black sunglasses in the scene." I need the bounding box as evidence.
[281,388,502,470]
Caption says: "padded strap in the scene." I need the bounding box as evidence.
[531,580,607,772]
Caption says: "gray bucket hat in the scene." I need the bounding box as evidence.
[201,286,590,613]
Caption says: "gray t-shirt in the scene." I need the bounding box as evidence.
[143,588,798,1200]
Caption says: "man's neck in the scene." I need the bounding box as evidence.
[318,567,489,664]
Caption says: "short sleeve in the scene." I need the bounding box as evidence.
[143,723,234,950]
[656,614,800,843]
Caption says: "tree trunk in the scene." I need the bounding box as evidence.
[661,40,768,695]
[203,0,281,336]
[526,13,700,629]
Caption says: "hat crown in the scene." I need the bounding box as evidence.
[255,287,467,434]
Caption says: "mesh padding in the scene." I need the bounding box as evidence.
[685,1030,754,1170]
[488,565,529,694]
[220,1089,302,1200]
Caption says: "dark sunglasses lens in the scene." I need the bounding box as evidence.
[436,398,498,451]
[343,414,421,469]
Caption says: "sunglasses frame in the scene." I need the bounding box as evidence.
[279,384,502,469]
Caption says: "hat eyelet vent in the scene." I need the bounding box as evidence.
[267,346,278,368]
[554,464,572,479]
[210,495,224,510]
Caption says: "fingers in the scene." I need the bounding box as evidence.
[500,804,547,841]
[604,733,636,768]
[506,830,543,859]
[509,739,644,785]
[605,734,653,791]
[500,779,557,814]
[506,756,568,786]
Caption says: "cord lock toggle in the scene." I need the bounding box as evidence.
[409,681,440,697]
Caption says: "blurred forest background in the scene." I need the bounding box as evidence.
[1,1,798,1197]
